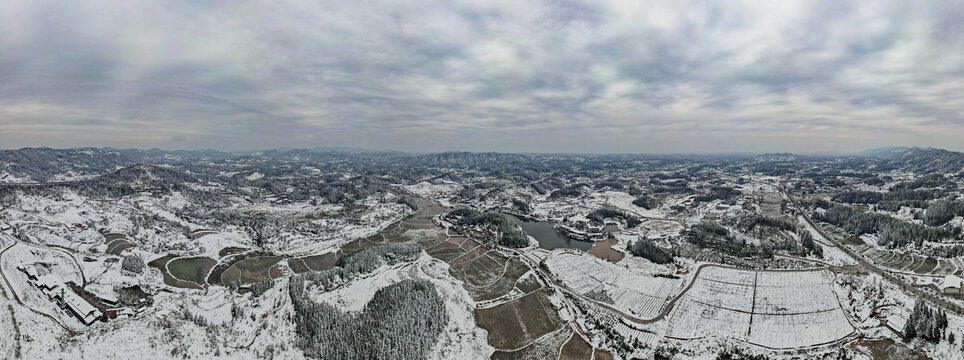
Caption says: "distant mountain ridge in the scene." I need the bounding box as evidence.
[2,146,963,182]
[870,147,964,173]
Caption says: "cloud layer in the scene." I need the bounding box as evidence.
[1,0,962,153]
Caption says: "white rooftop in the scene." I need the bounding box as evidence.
[942,275,962,289]
[63,290,100,324]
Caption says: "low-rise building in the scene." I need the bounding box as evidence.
[22,271,102,325]
[941,275,962,294]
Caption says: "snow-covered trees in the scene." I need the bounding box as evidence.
[296,243,422,292]
[923,199,964,226]
[122,255,145,273]
[627,240,674,264]
[799,231,823,258]
[248,279,274,297]
[632,195,657,209]
[446,209,529,248]
[832,189,945,204]
[904,301,948,343]
[396,196,418,211]
[290,279,446,360]
[685,224,772,259]
[285,243,445,358]
[815,205,955,248]
[586,209,641,228]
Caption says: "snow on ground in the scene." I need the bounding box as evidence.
[308,252,494,359]
[403,181,462,204]
[1,242,87,331]
[797,215,858,266]
[280,203,409,256]
[586,191,669,219]
[546,251,683,319]
[663,266,854,349]
[195,232,248,259]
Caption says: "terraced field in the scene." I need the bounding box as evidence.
[859,246,955,275]
[102,232,134,255]
[167,257,217,285]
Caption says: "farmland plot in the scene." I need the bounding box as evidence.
[545,252,683,319]
[862,248,949,275]
[665,266,854,349]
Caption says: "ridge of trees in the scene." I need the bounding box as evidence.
[632,195,657,210]
[814,205,955,248]
[627,240,674,264]
[587,208,641,228]
[396,196,418,211]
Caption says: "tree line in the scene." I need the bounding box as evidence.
[815,205,955,248]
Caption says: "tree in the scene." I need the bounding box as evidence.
[122,255,145,274]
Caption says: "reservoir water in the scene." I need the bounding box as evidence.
[508,215,593,251]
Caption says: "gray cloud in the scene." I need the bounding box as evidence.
[0,0,962,153]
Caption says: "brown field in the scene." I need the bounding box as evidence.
[148,255,174,269]
[452,255,530,301]
[449,246,488,266]
[269,263,283,279]
[854,339,930,360]
[475,290,563,350]
[559,333,593,360]
[106,239,134,255]
[231,256,283,284]
[916,257,938,273]
[220,266,242,286]
[206,250,273,285]
[103,233,127,241]
[492,328,572,360]
[426,241,468,262]
[300,253,337,271]
[594,350,615,360]
[287,258,310,274]
[588,238,625,263]
[514,272,542,294]
[148,255,205,289]
[451,254,504,286]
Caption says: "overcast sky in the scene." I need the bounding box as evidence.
[1,1,962,153]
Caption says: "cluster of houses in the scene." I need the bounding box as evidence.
[17,264,134,326]
[555,224,606,241]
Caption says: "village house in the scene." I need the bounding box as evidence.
[20,269,102,325]
[941,275,962,295]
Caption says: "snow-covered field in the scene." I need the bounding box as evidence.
[664,266,854,349]
[545,251,684,319]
